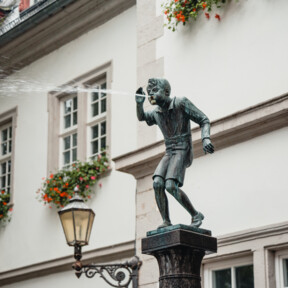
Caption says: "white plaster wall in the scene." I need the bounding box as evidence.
[156,0,288,136]
[0,7,137,272]
[168,127,288,236]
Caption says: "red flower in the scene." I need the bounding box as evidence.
[3,202,7,206]
[99,183,102,188]
[202,2,207,9]
[193,8,196,12]
[205,12,210,19]
[91,176,96,180]
[9,208,13,212]
[164,10,169,15]
[86,185,89,189]
[215,14,221,20]
[1,190,5,194]
[50,174,54,179]
[175,0,179,2]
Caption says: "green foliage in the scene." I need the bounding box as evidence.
[162,0,227,31]
[37,153,109,209]
[0,191,12,224]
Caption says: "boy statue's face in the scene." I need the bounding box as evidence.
[147,81,168,106]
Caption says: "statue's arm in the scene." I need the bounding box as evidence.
[135,88,156,125]
[181,97,214,154]
[135,87,146,121]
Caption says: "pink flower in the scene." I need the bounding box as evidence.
[79,177,83,181]
[86,185,89,189]
[99,183,102,188]
[91,176,96,180]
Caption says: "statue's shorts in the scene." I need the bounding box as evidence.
[153,141,191,187]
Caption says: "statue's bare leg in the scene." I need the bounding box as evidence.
[153,176,172,228]
[165,179,204,228]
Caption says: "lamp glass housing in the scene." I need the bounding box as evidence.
[58,193,95,247]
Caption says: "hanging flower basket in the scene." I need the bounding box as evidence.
[0,192,12,224]
[37,153,109,209]
[162,0,226,31]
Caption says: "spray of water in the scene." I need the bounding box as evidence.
[0,73,147,98]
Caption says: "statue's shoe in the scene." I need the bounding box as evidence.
[191,212,204,228]
[157,220,172,229]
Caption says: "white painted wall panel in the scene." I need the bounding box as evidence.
[168,127,288,236]
[157,0,288,132]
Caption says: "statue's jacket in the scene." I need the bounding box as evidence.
[144,96,210,168]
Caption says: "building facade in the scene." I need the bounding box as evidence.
[0,0,288,288]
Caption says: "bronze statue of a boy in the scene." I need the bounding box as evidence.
[135,78,214,229]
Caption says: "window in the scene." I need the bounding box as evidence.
[204,256,254,288]
[59,95,78,169]
[87,80,107,160]
[212,265,254,288]
[48,63,111,173]
[275,250,288,288]
[0,108,17,204]
[0,124,12,194]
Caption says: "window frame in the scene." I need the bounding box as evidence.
[86,77,108,160]
[47,62,112,173]
[59,94,78,169]
[203,255,254,288]
[0,107,17,205]
[275,250,288,288]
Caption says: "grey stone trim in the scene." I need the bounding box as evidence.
[0,240,135,286]
[217,221,288,248]
[114,93,288,179]
[136,0,165,149]
[137,16,164,47]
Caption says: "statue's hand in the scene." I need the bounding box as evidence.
[135,87,145,104]
[203,138,214,154]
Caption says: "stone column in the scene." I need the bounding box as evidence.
[142,225,217,288]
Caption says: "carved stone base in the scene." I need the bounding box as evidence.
[142,225,217,288]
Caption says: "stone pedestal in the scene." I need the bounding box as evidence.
[142,224,217,288]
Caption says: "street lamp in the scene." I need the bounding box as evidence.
[58,187,141,288]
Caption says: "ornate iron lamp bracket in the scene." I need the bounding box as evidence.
[72,245,142,288]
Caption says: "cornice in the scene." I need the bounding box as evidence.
[0,240,135,286]
[0,0,136,75]
[217,221,288,247]
[113,93,288,179]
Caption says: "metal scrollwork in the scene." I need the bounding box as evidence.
[73,256,142,288]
